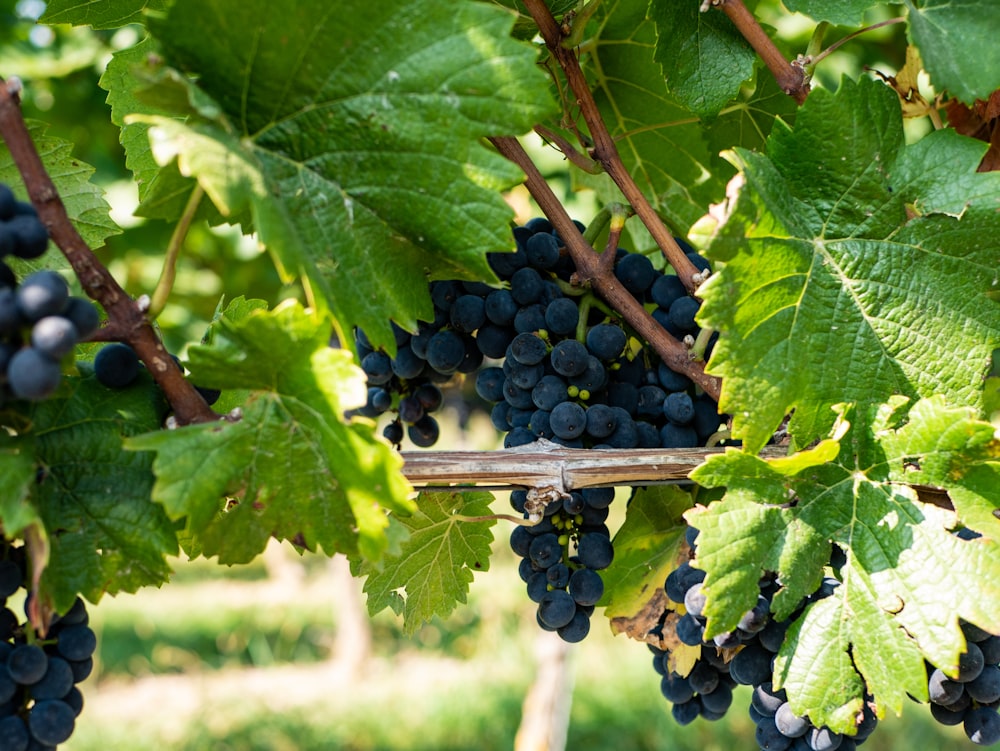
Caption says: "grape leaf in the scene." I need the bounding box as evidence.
[689,398,1000,730]
[99,38,230,224]
[781,0,885,26]
[602,485,691,621]
[107,0,555,351]
[0,434,40,538]
[126,301,413,564]
[699,76,1000,452]
[649,0,757,118]
[352,490,496,634]
[878,395,1000,539]
[904,0,1000,104]
[40,0,167,28]
[21,372,177,612]
[0,122,120,252]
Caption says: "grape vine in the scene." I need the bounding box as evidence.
[1,0,999,748]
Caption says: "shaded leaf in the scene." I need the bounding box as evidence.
[904,0,1000,104]
[603,485,691,620]
[353,491,496,634]
[650,0,756,118]
[41,0,167,28]
[782,0,885,26]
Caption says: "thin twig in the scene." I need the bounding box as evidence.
[0,76,218,426]
[534,125,601,174]
[148,183,204,319]
[521,0,704,293]
[489,135,721,400]
[708,0,810,104]
[807,17,906,68]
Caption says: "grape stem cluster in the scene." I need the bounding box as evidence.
[0,76,218,426]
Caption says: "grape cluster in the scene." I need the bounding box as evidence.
[508,486,615,643]
[0,546,95,750]
[355,216,728,450]
[651,529,879,750]
[351,323,448,447]
[0,186,99,403]
[923,621,1000,745]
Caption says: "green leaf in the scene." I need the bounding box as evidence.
[353,491,496,634]
[0,122,120,252]
[126,301,413,564]
[40,0,167,28]
[26,373,177,612]
[904,0,1000,104]
[602,485,691,619]
[649,0,757,118]
[699,76,1000,451]
[781,0,885,26]
[0,435,40,538]
[99,37,229,224]
[690,398,1000,730]
[112,0,555,351]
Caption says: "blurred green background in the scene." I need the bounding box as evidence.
[0,2,995,749]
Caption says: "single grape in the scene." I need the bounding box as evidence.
[650,273,686,309]
[0,715,28,751]
[509,332,548,366]
[510,267,544,305]
[614,252,656,296]
[7,644,49,684]
[425,330,466,374]
[550,339,589,377]
[449,294,486,333]
[15,270,69,322]
[556,610,591,643]
[30,315,79,359]
[406,414,440,447]
[576,532,614,570]
[7,347,62,400]
[687,661,720,694]
[544,297,579,336]
[774,703,810,738]
[549,401,586,440]
[484,289,518,326]
[585,323,626,361]
[28,699,76,746]
[528,533,563,570]
[525,231,560,269]
[663,391,695,425]
[568,568,604,606]
[7,214,49,259]
[537,590,577,629]
[93,342,140,389]
[667,296,701,333]
[56,624,97,661]
[29,656,74,700]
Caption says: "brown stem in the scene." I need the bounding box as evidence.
[710,0,810,104]
[521,0,704,293]
[533,125,601,174]
[0,77,218,426]
[489,136,721,400]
